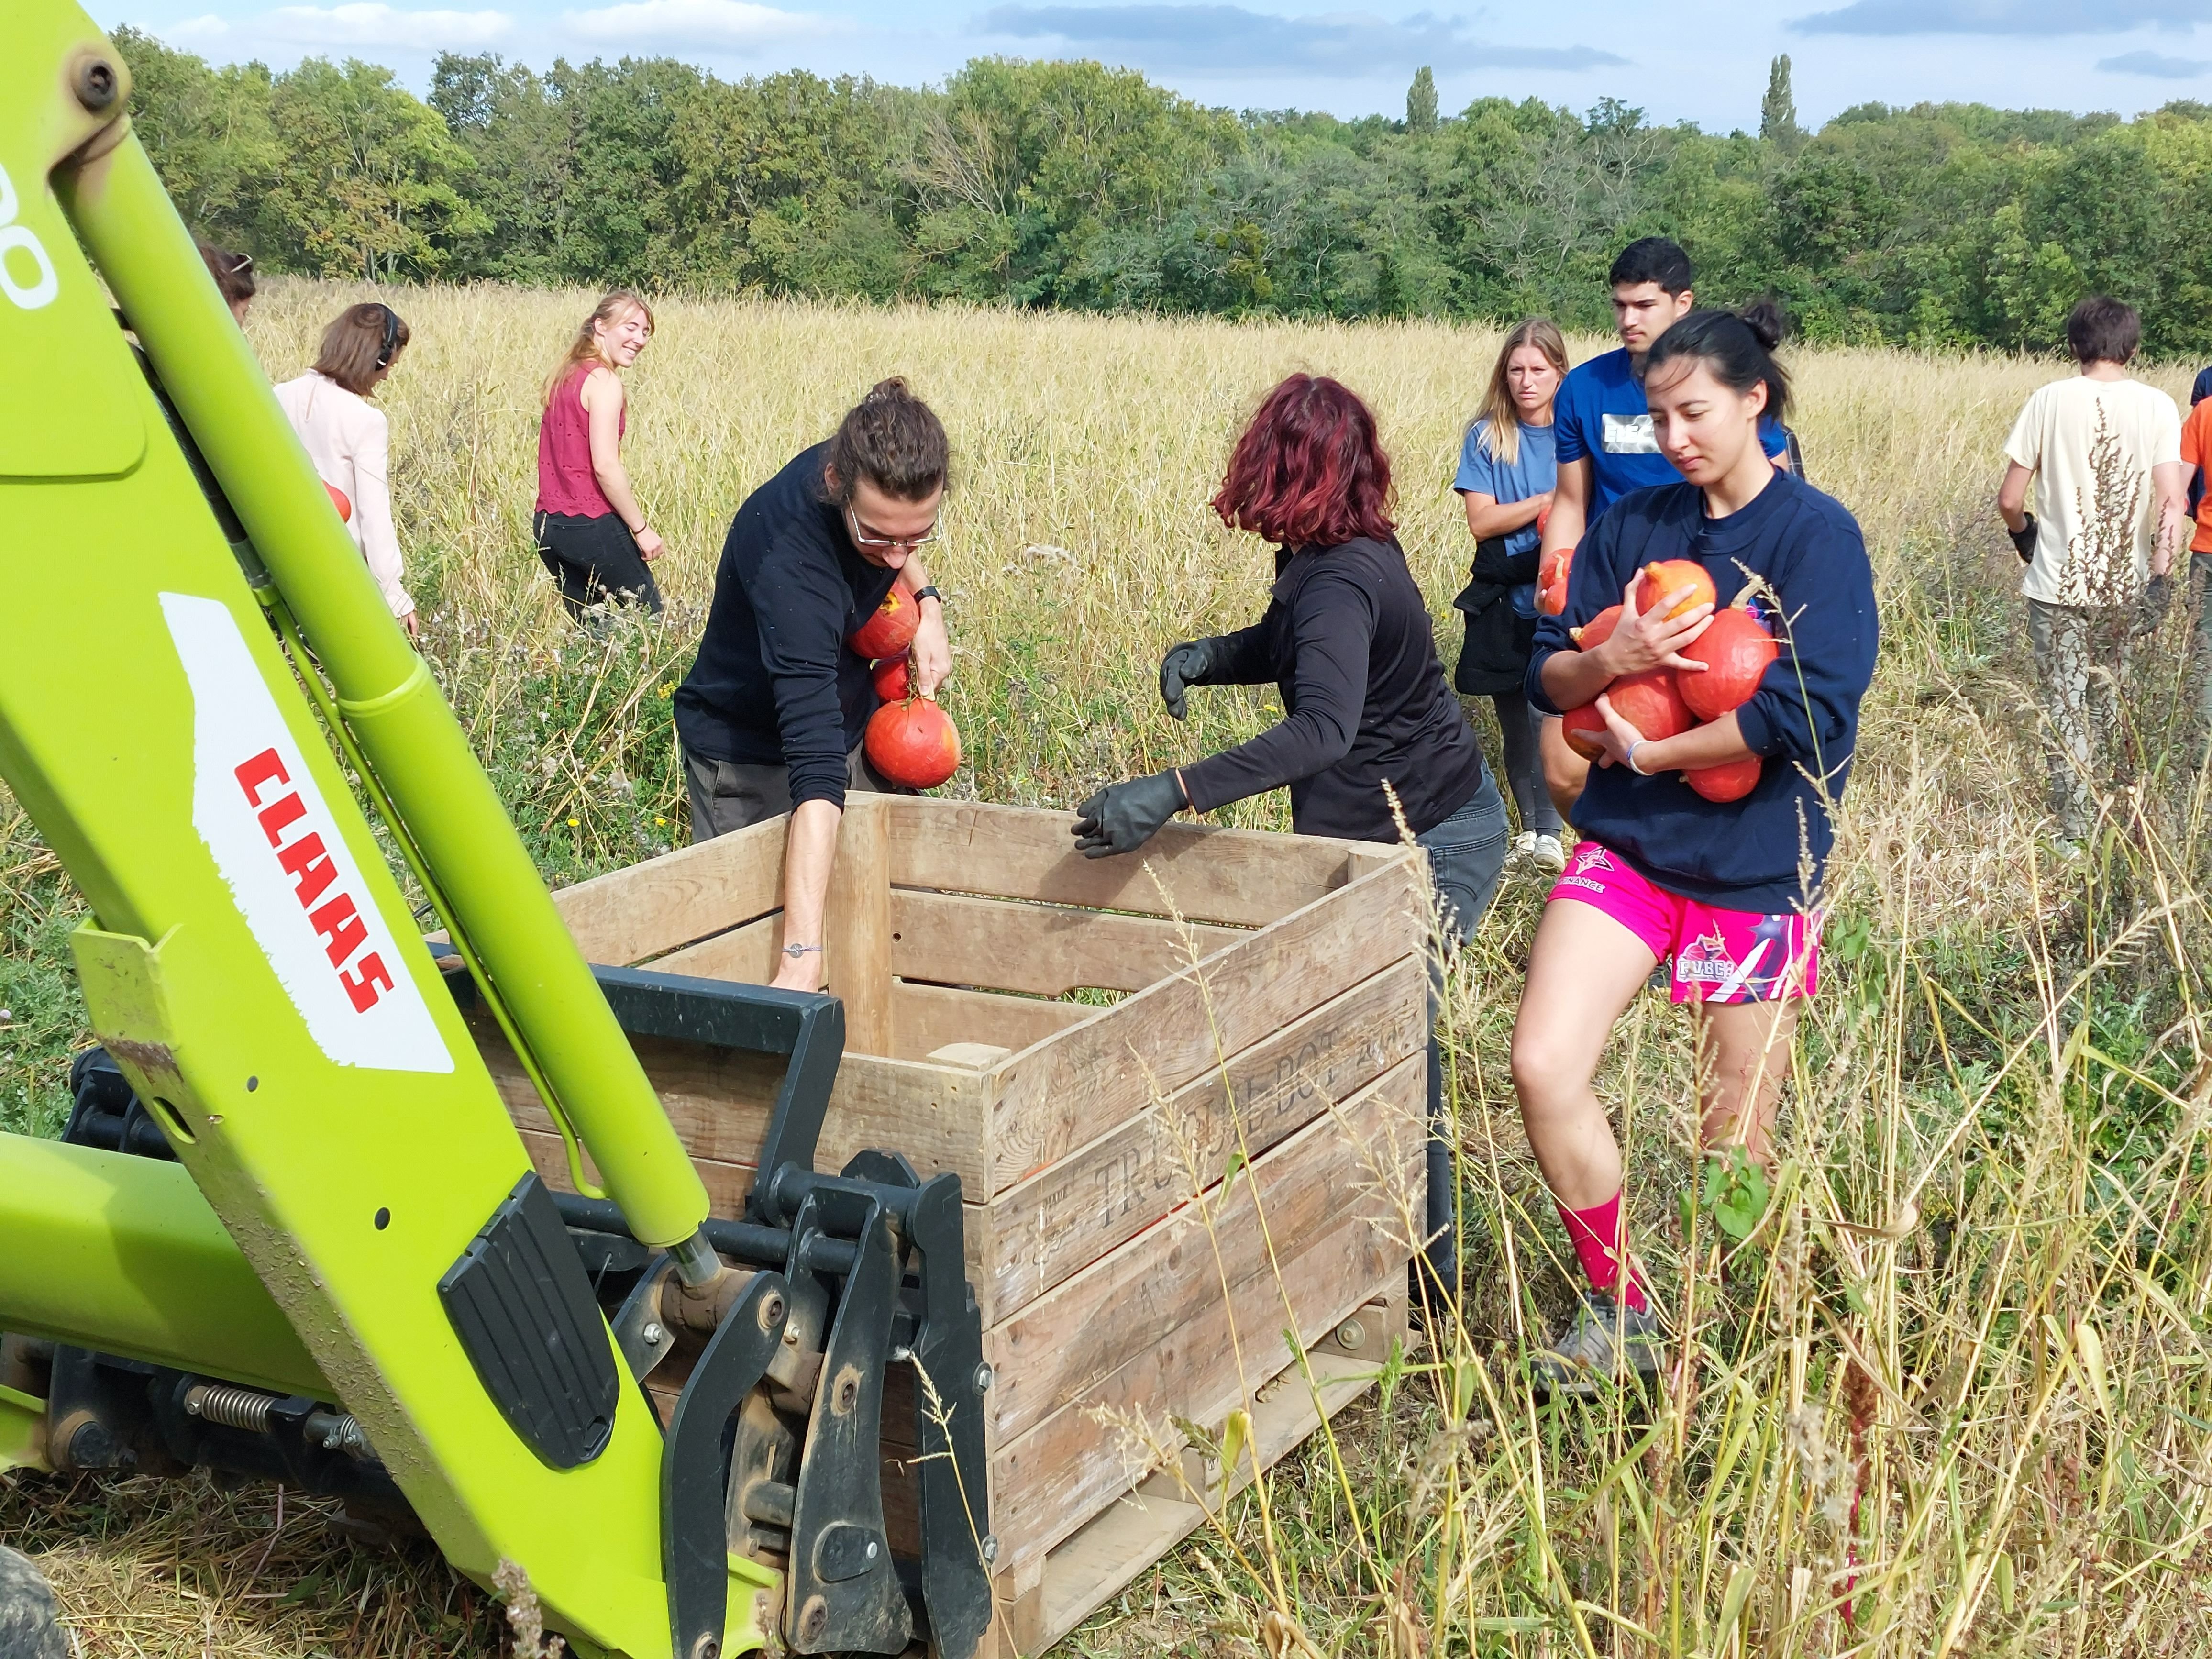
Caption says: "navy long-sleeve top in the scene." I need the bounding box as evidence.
[1526,472,1878,914]
[1179,537,1489,842]
[674,443,900,809]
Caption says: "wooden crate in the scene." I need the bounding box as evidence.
[469,796,1430,1656]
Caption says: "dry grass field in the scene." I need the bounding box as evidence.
[5,283,2212,1656]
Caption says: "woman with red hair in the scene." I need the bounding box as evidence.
[1074,375,1508,1277]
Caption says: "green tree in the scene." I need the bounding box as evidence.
[112,26,280,254]
[263,58,486,278]
[1760,55,1802,155]
[1406,67,1438,136]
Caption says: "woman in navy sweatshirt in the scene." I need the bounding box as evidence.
[1514,306,1877,1391]
[1073,373,1511,1284]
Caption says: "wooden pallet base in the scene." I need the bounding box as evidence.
[986,1281,1409,1659]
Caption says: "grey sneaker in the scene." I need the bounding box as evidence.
[1530,833,1567,875]
[1533,1289,1661,1395]
[1507,830,1538,869]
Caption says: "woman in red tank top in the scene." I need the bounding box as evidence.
[533,290,664,623]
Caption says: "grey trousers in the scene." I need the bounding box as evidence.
[2026,597,2130,841]
[2193,556,2212,725]
[682,743,892,841]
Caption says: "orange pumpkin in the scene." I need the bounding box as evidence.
[871,653,912,702]
[1635,559,1715,621]
[850,582,919,659]
[864,695,962,789]
[1679,608,1778,720]
[1561,701,1610,760]
[1570,604,1623,652]
[325,481,352,523]
[1607,667,1693,743]
[1683,754,1763,802]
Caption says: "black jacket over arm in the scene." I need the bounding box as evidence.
[1179,537,1489,842]
[674,442,899,809]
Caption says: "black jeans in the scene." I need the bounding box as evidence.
[534,511,664,622]
[1413,773,1511,1284]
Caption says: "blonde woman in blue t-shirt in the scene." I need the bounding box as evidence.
[1453,318,1570,875]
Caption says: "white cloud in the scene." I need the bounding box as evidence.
[561,0,841,46]
[165,12,233,36]
[251,2,512,44]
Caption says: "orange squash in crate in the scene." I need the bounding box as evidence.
[851,581,920,659]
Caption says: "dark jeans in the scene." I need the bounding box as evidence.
[534,511,664,623]
[1413,771,1511,1283]
[682,742,894,841]
[1488,690,1561,835]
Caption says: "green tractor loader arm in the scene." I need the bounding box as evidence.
[0,12,994,1658]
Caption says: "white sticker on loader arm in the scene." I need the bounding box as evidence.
[160,593,453,1073]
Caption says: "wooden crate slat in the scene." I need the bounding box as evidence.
[824,796,894,1055]
[986,1176,1415,1579]
[985,954,1426,1318]
[986,855,1425,1192]
[889,981,1095,1064]
[653,914,778,982]
[888,889,1247,997]
[989,1305,1399,1659]
[886,798,1366,928]
[475,1006,995,1192]
[985,1053,1421,1450]
[551,816,786,965]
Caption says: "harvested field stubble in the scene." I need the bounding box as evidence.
[6,284,2212,1655]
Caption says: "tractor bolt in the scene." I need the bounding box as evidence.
[782,1329,800,1346]
[689,1636,718,1659]
[759,1293,785,1330]
[73,57,120,110]
[1335,1319,1367,1353]
[641,1322,666,1347]
[798,1595,829,1644]
[981,1534,1000,1565]
[974,1362,995,1393]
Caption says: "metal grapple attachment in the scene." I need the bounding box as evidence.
[23,962,995,1659]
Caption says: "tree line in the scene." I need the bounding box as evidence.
[115,28,2212,355]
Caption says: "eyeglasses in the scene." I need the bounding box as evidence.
[845,503,940,552]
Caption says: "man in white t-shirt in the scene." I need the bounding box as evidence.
[1997,295,2186,847]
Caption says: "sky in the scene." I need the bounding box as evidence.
[107,0,2212,128]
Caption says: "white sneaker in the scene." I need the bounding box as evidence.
[1530,833,1567,875]
[1508,830,1537,868]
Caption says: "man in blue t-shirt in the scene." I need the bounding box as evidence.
[1534,237,1786,822]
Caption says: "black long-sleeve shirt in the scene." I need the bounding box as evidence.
[1179,537,1489,842]
[674,443,898,807]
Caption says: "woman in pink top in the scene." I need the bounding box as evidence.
[274,303,418,637]
[535,290,663,622]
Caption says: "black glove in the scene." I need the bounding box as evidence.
[1159,638,1228,721]
[2133,572,2174,640]
[2008,514,2039,563]
[1072,771,1189,858]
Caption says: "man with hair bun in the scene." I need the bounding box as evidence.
[1996,294,2186,852]
[674,378,954,991]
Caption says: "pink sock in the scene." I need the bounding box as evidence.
[1555,1190,1647,1312]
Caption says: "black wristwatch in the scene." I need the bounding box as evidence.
[911,585,943,606]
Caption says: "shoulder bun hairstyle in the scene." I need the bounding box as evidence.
[197,243,255,310]
[1609,236,1694,296]
[2066,295,2140,367]
[1475,317,1568,468]
[311,302,409,397]
[544,289,655,409]
[824,378,951,505]
[1641,301,1792,428]
[1213,374,1394,550]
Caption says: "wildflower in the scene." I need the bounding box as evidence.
[655,816,667,826]
[566,818,579,828]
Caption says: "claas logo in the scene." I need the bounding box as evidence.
[232,748,396,1012]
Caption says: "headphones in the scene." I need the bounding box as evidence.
[374,303,401,370]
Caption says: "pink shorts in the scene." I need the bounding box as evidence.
[1548,841,1820,1005]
